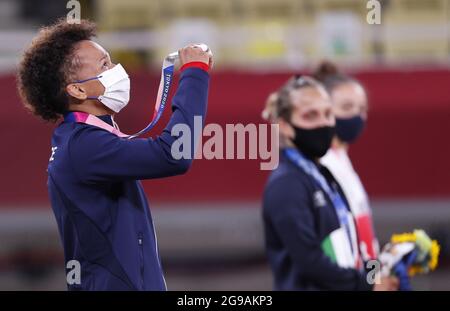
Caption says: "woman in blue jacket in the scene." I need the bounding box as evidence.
[17,19,211,290]
[261,76,397,291]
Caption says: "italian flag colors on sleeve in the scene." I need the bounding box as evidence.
[321,227,358,269]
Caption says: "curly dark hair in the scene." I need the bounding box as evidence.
[17,18,97,122]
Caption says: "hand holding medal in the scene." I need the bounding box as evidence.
[128,43,213,138]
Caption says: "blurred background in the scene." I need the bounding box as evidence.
[1,0,450,290]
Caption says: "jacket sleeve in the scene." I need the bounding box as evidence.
[68,67,209,182]
[263,174,373,291]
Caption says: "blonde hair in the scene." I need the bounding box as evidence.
[262,75,323,123]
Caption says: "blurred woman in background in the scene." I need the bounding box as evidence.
[315,62,379,264]
[261,76,397,290]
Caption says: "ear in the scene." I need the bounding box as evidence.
[66,83,88,101]
[279,118,295,140]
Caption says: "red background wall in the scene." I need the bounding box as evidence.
[1,68,450,206]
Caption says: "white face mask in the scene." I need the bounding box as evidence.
[77,64,130,113]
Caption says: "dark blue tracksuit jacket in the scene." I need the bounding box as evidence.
[262,150,373,291]
[47,67,209,290]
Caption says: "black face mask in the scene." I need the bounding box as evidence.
[335,115,365,143]
[291,125,335,159]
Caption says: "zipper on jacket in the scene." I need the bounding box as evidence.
[138,232,145,289]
